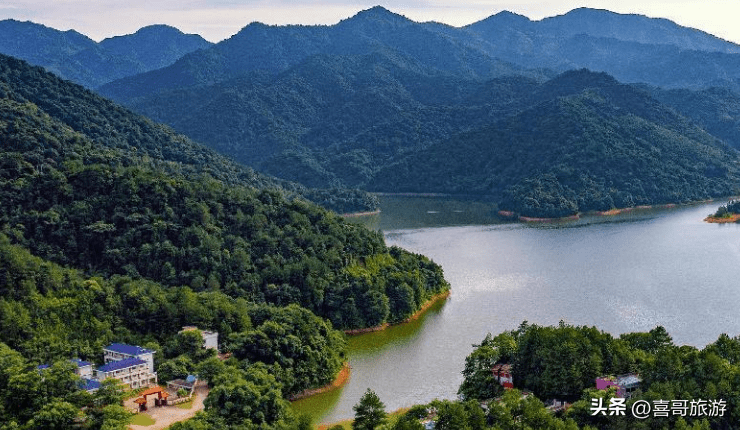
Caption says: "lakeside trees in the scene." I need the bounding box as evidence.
[450,322,740,429]
[353,389,388,430]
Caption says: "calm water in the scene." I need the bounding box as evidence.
[293,197,740,424]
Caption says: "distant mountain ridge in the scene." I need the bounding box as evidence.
[470,7,740,54]
[0,19,212,87]
[97,5,740,107]
[5,6,740,92]
[99,6,537,105]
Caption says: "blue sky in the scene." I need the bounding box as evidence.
[2,1,739,44]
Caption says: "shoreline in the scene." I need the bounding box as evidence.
[502,200,715,223]
[289,362,351,401]
[340,210,381,218]
[343,290,451,336]
[594,203,677,216]
[705,214,740,223]
[518,214,580,223]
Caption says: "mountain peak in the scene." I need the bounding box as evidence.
[358,5,395,16]
[133,24,184,36]
[467,10,532,30]
[343,5,412,26]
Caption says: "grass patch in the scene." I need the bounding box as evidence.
[130,413,156,426]
[176,399,194,409]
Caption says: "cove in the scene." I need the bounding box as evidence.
[293,197,740,425]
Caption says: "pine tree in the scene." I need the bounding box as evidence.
[352,388,387,430]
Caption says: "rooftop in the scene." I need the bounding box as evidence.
[104,343,153,356]
[98,357,146,373]
[616,374,641,387]
[71,358,93,368]
[80,378,100,391]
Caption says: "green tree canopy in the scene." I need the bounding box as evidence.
[352,388,387,430]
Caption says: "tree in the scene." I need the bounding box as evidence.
[195,356,226,386]
[203,365,290,427]
[28,400,79,430]
[95,404,132,430]
[94,378,127,407]
[458,333,506,401]
[433,400,470,430]
[352,389,387,430]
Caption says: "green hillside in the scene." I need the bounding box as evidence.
[0,54,447,330]
[370,71,740,217]
[0,53,377,214]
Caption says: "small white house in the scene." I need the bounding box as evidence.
[180,326,219,351]
[71,358,94,379]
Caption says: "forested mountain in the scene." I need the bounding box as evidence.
[0,53,447,331]
[10,7,740,220]
[0,19,212,88]
[461,7,740,89]
[109,51,740,217]
[0,53,377,213]
[649,86,740,148]
[120,50,545,188]
[99,5,740,107]
[370,70,740,217]
[98,6,536,105]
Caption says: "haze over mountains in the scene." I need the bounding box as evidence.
[4,6,740,217]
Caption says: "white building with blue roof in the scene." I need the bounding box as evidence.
[96,356,157,389]
[36,344,157,391]
[103,343,155,373]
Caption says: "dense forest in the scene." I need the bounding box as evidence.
[0,54,450,429]
[102,46,740,218]
[372,71,740,217]
[0,53,448,330]
[0,53,378,214]
[369,322,740,430]
[0,234,348,429]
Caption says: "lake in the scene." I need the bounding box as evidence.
[293,197,740,424]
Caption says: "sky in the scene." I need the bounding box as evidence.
[1,0,739,44]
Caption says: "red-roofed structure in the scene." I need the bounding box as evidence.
[492,363,514,389]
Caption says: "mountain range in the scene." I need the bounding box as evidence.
[4,6,740,217]
[0,19,212,88]
[97,6,740,105]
